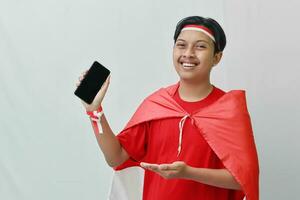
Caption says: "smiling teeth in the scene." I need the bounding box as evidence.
[182,63,196,67]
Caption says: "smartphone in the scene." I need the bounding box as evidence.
[74,61,110,104]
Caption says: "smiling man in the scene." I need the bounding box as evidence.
[77,16,259,200]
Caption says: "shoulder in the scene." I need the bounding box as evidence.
[143,82,179,100]
[212,86,226,99]
[213,86,247,96]
[213,85,226,93]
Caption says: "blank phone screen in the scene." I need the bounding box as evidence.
[74,61,110,104]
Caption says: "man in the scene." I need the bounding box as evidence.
[77,16,259,200]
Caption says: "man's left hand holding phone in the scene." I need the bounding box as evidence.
[75,61,111,111]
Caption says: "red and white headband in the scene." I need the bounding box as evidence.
[181,24,215,42]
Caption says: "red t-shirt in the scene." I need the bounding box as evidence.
[117,86,238,200]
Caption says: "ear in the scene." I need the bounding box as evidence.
[212,52,223,67]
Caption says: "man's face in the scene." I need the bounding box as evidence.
[173,30,220,83]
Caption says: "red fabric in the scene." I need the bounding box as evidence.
[86,105,103,116]
[116,82,259,200]
[183,24,214,36]
[86,106,103,134]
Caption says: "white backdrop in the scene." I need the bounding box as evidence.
[0,0,299,199]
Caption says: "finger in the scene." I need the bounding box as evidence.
[140,162,148,168]
[140,162,158,168]
[148,163,160,168]
[76,81,81,87]
[141,163,152,170]
[99,75,111,94]
[82,70,88,76]
[79,74,85,80]
[148,165,159,171]
[160,163,180,171]
[173,161,185,165]
[101,75,111,89]
[162,171,178,179]
[172,161,185,169]
[140,162,159,171]
[159,164,173,171]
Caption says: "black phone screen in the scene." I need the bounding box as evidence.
[74,61,110,104]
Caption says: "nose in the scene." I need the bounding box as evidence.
[183,46,195,58]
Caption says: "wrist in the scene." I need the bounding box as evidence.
[86,105,103,114]
[86,105,104,134]
[183,165,195,180]
[85,103,102,112]
[86,105,103,122]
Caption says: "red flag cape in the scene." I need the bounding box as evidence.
[114,83,259,200]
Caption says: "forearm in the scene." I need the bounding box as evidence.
[184,166,242,190]
[91,114,129,167]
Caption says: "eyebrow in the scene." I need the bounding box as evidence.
[176,38,210,44]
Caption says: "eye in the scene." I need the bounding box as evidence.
[196,45,206,49]
[176,43,186,48]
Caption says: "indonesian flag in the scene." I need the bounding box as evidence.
[108,83,259,200]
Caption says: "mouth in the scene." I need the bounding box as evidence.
[180,62,199,69]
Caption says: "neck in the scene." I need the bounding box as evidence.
[178,79,213,102]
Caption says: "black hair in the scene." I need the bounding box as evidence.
[174,16,226,54]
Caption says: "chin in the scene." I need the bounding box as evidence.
[176,71,207,83]
[176,73,197,82]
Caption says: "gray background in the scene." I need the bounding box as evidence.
[0,0,299,199]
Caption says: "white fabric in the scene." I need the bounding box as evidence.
[90,110,104,133]
[181,27,216,42]
[177,114,190,156]
[108,167,144,200]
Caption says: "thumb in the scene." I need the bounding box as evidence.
[94,75,111,103]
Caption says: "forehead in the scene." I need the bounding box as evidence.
[176,30,213,44]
